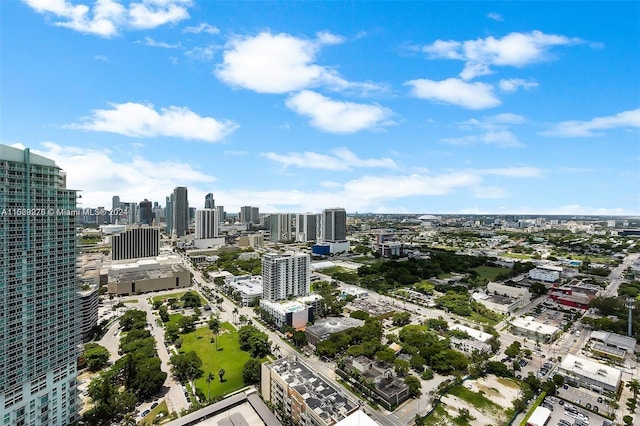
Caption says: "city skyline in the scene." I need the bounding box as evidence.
[1,1,639,215]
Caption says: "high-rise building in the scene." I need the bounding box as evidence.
[139,199,153,225]
[240,206,252,224]
[250,206,260,224]
[164,195,173,234]
[295,212,318,242]
[172,186,188,237]
[195,209,218,239]
[321,208,347,242]
[269,213,292,242]
[262,252,310,301]
[112,195,120,210]
[111,227,160,260]
[204,193,215,209]
[216,205,226,223]
[0,145,80,425]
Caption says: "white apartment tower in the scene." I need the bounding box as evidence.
[195,209,219,239]
[0,145,80,425]
[262,252,310,302]
[321,208,347,242]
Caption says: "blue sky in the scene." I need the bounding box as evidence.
[2,1,639,215]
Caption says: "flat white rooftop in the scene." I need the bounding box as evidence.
[510,316,559,336]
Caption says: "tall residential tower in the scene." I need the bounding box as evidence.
[0,145,80,425]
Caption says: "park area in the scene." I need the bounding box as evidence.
[178,322,254,400]
[426,375,519,425]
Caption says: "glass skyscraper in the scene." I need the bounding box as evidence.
[0,145,80,425]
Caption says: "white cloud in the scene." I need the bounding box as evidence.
[215,31,381,94]
[499,78,538,93]
[183,23,219,34]
[422,30,581,80]
[141,36,182,48]
[285,91,394,133]
[261,147,397,171]
[23,142,215,208]
[185,44,217,61]
[405,78,500,109]
[542,109,640,137]
[316,31,345,45]
[473,186,508,199]
[487,12,503,22]
[481,167,544,178]
[23,0,192,37]
[92,54,109,61]
[67,102,238,142]
[443,113,527,148]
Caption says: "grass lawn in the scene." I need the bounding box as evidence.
[469,311,501,326]
[502,253,534,259]
[472,265,509,281]
[179,322,254,400]
[164,313,184,329]
[139,401,169,425]
[448,385,502,412]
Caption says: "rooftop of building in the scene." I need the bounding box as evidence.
[589,331,637,352]
[260,299,310,314]
[164,390,279,426]
[306,317,365,339]
[510,316,559,336]
[450,324,493,342]
[334,410,377,426]
[559,354,622,385]
[269,356,358,424]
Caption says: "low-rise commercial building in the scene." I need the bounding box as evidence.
[558,354,622,394]
[305,317,365,347]
[106,257,190,295]
[259,295,323,330]
[509,316,560,343]
[588,331,637,361]
[529,266,561,282]
[473,292,522,315]
[450,337,492,354]
[261,356,359,426]
[225,275,263,306]
[487,282,531,304]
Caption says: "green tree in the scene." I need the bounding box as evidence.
[242,358,262,385]
[375,348,396,365]
[292,330,307,347]
[405,375,422,397]
[179,315,195,334]
[119,309,147,332]
[165,323,180,343]
[218,368,226,382]
[181,291,201,308]
[208,316,220,351]
[158,305,170,322]
[626,379,640,400]
[84,343,110,371]
[392,312,412,327]
[504,341,522,358]
[169,351,204,383]
[394,359,410,376]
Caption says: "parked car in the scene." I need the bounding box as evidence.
[151,402,158,409]
[141,410,150,417]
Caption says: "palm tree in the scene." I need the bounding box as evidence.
[206,372,215,401]
[239,314,247,326]
[218,368,226,382]
[209,316,220,351]
[626,379,640,400]
[232,307,239,324]
[273,344,281,359]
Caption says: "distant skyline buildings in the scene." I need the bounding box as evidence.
[172,186,188,237]
[321,208,347,242]
[204,193,215,209]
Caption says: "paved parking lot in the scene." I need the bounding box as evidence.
[542,388,614,426]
